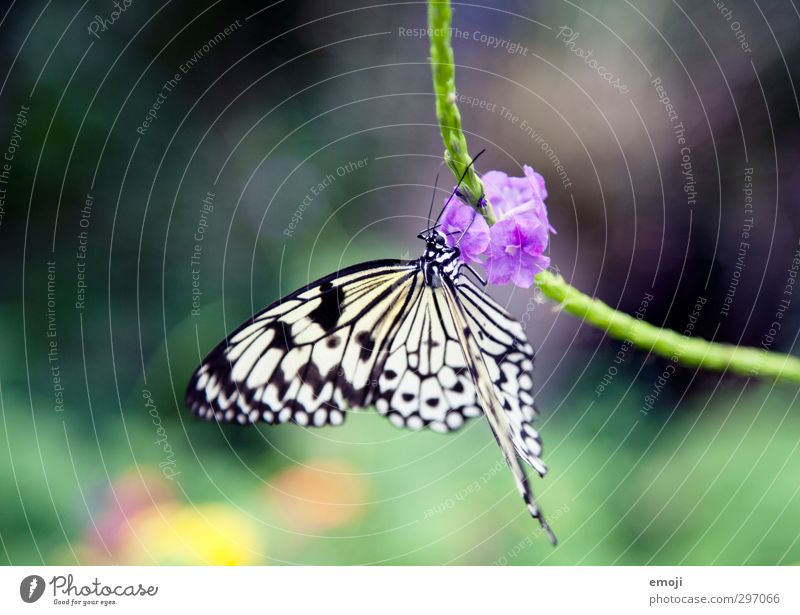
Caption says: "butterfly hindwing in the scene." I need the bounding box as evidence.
[186,260,419,427]
[370,284,483,432]
[371,274,545,475]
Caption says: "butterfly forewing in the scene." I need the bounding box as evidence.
[440,279,555,543]
[456,277,546,476]
[186,260,418,427]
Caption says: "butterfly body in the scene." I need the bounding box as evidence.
[187,229,556,543]
[418,231,461,288]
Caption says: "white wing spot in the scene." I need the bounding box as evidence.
[446,412,464,429]
[464,405,482,418]
[430,421,447,433]
[312,409,328,426]
[407,415,424,430]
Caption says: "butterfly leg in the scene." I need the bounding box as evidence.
[464,264,487,287]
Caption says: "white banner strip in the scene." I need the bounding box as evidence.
[1,566,798,614]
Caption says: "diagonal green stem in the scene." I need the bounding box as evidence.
[536,271,800,383]
[428,0,800,385]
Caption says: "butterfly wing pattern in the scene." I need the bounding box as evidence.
[366,274,553,541]
[441,278,555,543]
[368,279,484,433]
[186,260,419,427]
[187,243,554,541]
[369,277,545,464]
[455,276,547,478]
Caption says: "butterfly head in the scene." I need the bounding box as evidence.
[417,227,461,287]
[418,227,458,256]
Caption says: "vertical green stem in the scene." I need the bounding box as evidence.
[429,1,497,225]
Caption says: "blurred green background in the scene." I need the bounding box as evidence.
[1,0,799,565]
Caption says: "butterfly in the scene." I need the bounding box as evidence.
[185,168,556,544]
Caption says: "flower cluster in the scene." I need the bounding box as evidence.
[439,165,555,288]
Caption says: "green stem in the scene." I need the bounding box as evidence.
[428,0,800,385]
[429,0,497,225]
[536,271,800,384]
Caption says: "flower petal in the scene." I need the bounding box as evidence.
[523,165,548,202]
[486,217,550,288]
[439,196,490,264]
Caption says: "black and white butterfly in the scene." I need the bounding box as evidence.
[186,177,556,544]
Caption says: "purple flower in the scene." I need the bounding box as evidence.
[484,165,555,233]
[438,197,489,264]
[437,164,554,287]
[482,168,543,213]
[486,217,550,288]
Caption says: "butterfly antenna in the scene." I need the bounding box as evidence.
[455,209,478,247]
[433,149,487,228]
[426,172,440,231]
